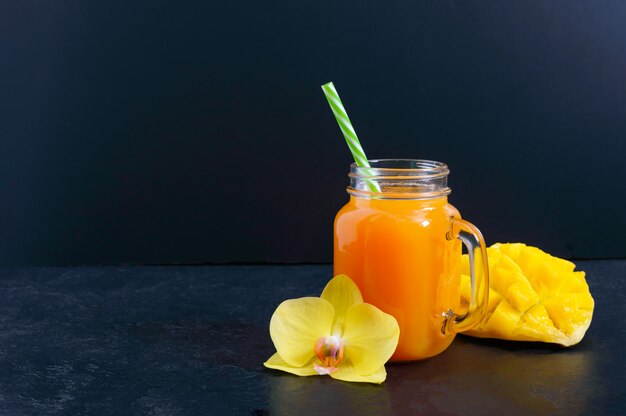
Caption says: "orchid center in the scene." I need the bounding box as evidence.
[313,335,344,375]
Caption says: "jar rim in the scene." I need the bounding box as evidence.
[350,159,449,178]
[348,159,451,199]
[352,158,447,171]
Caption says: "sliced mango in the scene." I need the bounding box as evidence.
[460,243,594,346]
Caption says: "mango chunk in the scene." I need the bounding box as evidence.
[461,243,594,346]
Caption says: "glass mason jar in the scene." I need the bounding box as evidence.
[334,159,489,361]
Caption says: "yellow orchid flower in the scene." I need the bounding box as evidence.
[264,275,400,384]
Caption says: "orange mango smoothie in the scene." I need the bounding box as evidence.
[334,196,463,361]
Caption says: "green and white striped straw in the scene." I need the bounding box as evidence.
[321,82,380,192]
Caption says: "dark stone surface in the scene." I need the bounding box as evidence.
[0,262,624,415]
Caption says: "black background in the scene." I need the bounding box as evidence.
[1,1,625,265]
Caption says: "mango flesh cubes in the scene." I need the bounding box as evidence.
[460,243,594,346]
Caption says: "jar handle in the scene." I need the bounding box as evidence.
[442,218,490,334]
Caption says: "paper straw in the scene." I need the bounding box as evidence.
[321,82,380,192]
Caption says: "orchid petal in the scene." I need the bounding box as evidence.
[269,297,335,367]
[320,274,363,335]
[330,360,387,384]
[341,303,400,375]
[264,352,318,376]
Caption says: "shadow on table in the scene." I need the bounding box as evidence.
[266,372,392,416]
[265,335,600,416]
